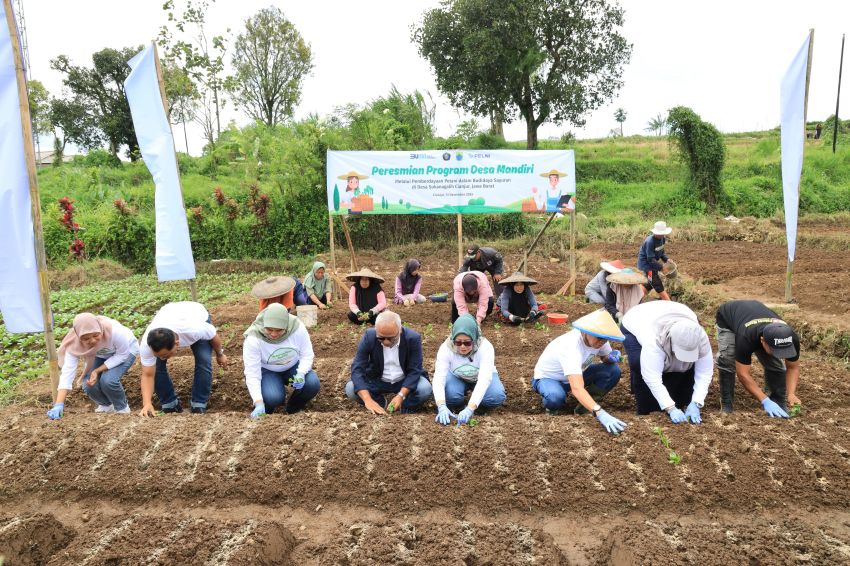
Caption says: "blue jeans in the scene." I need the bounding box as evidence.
[293,279,310,306]
[155,338,213,410]
[260,366,321,414]
[531,363,621,411]
[81,354,136,411]
[444,371,506,410]
[345,376,432,413]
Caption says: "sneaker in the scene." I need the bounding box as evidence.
[545,408,560,417]
[95,404,115,413]
[162,402,183,414]
[190,406,207,414]
[115,407,131,414]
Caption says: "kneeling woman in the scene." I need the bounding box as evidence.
[347,268,387,324]
[498,272,544,324]
[433,314,506,425]
[49,313,139,419]
[243,303,321,417]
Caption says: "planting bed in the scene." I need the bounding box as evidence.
[3,249,850,563]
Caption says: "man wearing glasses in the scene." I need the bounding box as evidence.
[345,311,432,415]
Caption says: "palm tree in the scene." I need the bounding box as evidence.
[645,113,668,136]
[614,108,627,136]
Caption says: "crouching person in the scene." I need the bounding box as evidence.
[532,310,627,434]
[243,303,320,418]
[345,311,432,415]
[138,301,228,416]
[433,315,506,425]
[621,301,712,424]
[48,313,138,419]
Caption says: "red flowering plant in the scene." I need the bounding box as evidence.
[213,186,226,206]
[190,206,204,225]
[58,197,85,261]
[246,182,270,225]
[113,199,132,216]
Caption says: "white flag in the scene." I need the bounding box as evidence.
[124,44,196,282]
[0,5,45,332]
[780,33,810,263]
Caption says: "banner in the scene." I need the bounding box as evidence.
[780,33,810,263]
[0,3,44,332]
[124,44,195,282]
[326,150,575,215]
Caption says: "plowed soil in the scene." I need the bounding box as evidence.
[3,248,850,564]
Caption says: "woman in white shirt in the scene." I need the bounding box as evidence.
[243,303,320,418]
[433,314,505,425]
[47,313,139,419]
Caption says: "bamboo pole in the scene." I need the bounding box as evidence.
[833,34,845,154]
[517,211,558,274]
[786,29,814,303]
[152,41,197,301]
[328,213,341,300]
[341,216,358,271]
[457,214,463,268]
[4,0,60,400]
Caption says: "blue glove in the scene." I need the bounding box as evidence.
[457,407,475,425]
[684,401,702,424]
[435,405,455,426]
[607,350,621,363]
[291,373,305,390]
[251,403,266,419]
[47,403,64,420]
[668,408,687,423]
[762,398,789,418]
[595,409,626,434]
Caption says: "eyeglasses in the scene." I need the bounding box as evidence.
[453,339,473,347]
[377,334,398,344]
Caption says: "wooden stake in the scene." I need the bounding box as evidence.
[457,214,463,268]
[569,209,576,295]
[341,215,358,271]
[833,34,845,154]
[4,0,60,400]
[328,213,341,300]
[517,211,558,274]
[152,41,199,300]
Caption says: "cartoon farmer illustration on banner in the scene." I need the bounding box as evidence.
[337,170,369,214]
[540,168,575,213]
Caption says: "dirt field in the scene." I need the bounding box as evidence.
[2,248,850,564]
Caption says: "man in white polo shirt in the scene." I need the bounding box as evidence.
[138,301,228,416]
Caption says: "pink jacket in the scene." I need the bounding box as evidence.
[394,276,423,303]
[453,271,493,321]
[349,285,387,314]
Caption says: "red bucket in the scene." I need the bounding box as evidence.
[546,313,569,325]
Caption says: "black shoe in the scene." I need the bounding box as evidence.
[162,402,183,414]
[190,406,207,414]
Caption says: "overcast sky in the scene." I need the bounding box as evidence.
[19,0,849,155]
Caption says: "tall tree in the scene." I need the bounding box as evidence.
[26,80,51,158]
[414,0,632,149]
[614,107,627,136]
[645,113,667,136]
[229,7,313,126]
[162,61,199,153]
[49,46,141,158]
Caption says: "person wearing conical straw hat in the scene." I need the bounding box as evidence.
[621,301,713,424]
[585,260,626,305]
[337,170,368,212]
[539,168,569,212]
[433,314,506,425]
[243,303,321,419]
[531,309,627,434]
[498,272,544,324]
[638,220,673,301]
[251,275,310,312]
[346,268,387,325]
[605,267,647,322]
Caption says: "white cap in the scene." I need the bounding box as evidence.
[669,322,702,362]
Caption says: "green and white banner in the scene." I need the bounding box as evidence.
[327,149,575,215]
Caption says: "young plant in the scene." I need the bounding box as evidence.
[534,321,545,331]
[789,403,803,418]
[468,418,480,427]
[387,403,396,414]
[668,451,682,465]
[493,323,501,330]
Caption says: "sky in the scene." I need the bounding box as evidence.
[18,0,850,156]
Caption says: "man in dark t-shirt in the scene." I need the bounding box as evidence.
[715,300,801,418]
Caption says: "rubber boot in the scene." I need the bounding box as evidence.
[575,384,608,415]
[719,370,735,414]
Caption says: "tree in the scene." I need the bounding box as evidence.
[645,113,667,136]
[229,7,313,126]
[27,80,51,158]
[666,106,726,209]
[414,0,631,149]
[162,61,199,153]
[614,107,627,136]
[49,95,102,151]
[50,46,142,158]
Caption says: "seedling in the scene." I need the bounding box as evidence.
[534,321,545,331]
[789,403,802,418]
[667,451,682,465]
[653,426,681,465]
[493,323,502,330]
[424,323,434,336]
[156,410,164,417]
[468,418,480,427]
[387,403,396,414]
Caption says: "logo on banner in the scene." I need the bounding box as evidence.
[442,152,451,161]
[455,151,464,161]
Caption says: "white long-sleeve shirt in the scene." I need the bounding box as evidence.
[59,319,139,390]
[139,302,216,367]
[243,324,314,401]
[432,337,496,408]
[622,301,713,408]
[533,329,612,382]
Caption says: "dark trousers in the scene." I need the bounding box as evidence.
[622,326,695,414]
[450,297,494,322]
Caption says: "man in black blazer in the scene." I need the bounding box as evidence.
[345,311,432,415]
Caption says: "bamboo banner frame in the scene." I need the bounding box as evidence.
[3,0,60,399]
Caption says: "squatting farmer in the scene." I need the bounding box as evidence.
[451,271,494,324]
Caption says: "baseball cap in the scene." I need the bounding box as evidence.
[762,323,797,359]
[669,321,702,363]
[466,244,480,258]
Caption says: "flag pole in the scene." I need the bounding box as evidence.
[833,34,845,154]
[786,29,815,303]
[151,41,197,301]
[3,0,60,400]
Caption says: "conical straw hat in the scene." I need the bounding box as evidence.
[346,267,385,283]
[539,169,568,178]
[499,272,538,285]
[337,170,369,180]
[571,309,625,341]
[606,268,648,285]
[251,275,295,299]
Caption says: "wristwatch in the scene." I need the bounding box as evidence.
[398,392,407,400]
[215,349,225,356]
[591,404,602,417]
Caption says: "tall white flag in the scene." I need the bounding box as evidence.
[780,33,811,263]
[124,44,195,282]
[0,4,45,332]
